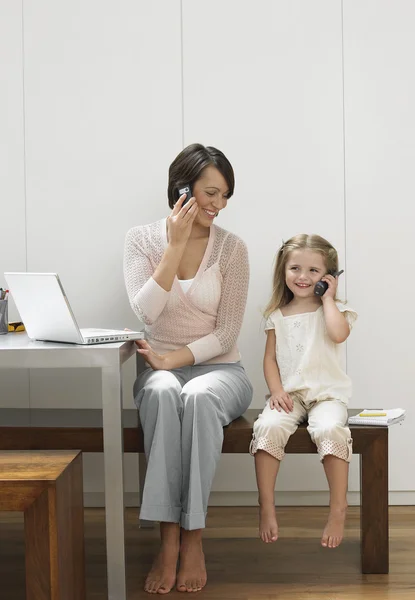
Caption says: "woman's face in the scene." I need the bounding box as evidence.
[192,166,230,227]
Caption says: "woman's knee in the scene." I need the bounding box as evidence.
[180,380,220,413]
[134,371,182,411]
[180,384,229,442]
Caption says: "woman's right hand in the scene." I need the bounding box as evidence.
[269,390,293,413]
[167,194,199,247]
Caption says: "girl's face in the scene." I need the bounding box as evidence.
[285,249,327,299]
[192,166,230,228]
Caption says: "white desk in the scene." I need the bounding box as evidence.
[0,332,136,600]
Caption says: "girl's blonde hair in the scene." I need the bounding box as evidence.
[264,233,339,318]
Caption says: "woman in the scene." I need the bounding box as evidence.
[124,143,253,594]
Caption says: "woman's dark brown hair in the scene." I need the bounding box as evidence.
[167,143,235,208]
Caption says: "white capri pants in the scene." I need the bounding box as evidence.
[250,396,352,463]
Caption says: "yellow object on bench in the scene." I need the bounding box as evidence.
[359,412,387,417]
[8,321,25,332]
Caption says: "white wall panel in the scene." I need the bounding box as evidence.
[23,0,182,409]
[2,0,411,501]
[0,0,29,407]
[343,0,415,491]
[183,0,351,492]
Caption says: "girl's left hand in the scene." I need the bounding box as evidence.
[135,339,168,371]
[320,273,338,301]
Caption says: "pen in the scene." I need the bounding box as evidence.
[359,412,387,417]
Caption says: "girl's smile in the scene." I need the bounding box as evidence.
[285,249,327,299]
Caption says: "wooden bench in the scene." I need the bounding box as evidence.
[0,450,85,600]
[0,407,388,574]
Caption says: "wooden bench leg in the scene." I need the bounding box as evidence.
[139,452,154,528]
[360,430,389,574]
[24,453,85,600]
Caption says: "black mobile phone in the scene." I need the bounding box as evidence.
[175,183,193,206]
[314,269,344,297]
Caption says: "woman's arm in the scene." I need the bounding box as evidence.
[139,236,249,369]
[135,340,195,370]
[133,234,249,371]
[124,196,198,325]
[152,196,199,292]
[186,237,250,364]
[124,228,171,325]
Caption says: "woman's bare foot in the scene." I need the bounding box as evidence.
[144,523,180,594]
[321,505,347,548]
[176,529,207,593]
[259,503,279,543]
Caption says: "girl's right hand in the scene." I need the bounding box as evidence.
[167,194,199,247]
[269,390,293,413]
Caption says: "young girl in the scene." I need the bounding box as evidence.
[250,234,357,549]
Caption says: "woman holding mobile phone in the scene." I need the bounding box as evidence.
[124,143,253,594]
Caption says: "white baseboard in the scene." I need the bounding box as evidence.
[83,490,415,508]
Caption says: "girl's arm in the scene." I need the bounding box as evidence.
[263,329,293,413]
[320,273,351,343]
[322,297,350,343]
[263,330,283,394]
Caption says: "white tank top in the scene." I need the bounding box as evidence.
[178,278,194,294]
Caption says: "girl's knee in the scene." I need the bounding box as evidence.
[317,438,353,462]
[254,406,297,436]
[250,436,285,461]
[308,419,349,441]
[251,417,292,460]
[308,422,353,462]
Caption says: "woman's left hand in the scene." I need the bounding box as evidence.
[135,339,168,371]
[320,273,338,301]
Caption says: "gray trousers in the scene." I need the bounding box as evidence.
[134,362,253,530]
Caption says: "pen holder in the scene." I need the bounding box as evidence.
[0,298,8,335]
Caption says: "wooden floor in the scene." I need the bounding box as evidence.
[1,506,414,599]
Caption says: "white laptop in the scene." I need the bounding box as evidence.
[4,272,145,345]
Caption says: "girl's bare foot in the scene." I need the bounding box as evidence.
[177,530,207,593]
[259,503,279,543]
[321,505,347,548]
[145,523,179,594]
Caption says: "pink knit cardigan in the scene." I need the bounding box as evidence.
[124,218,249,365]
